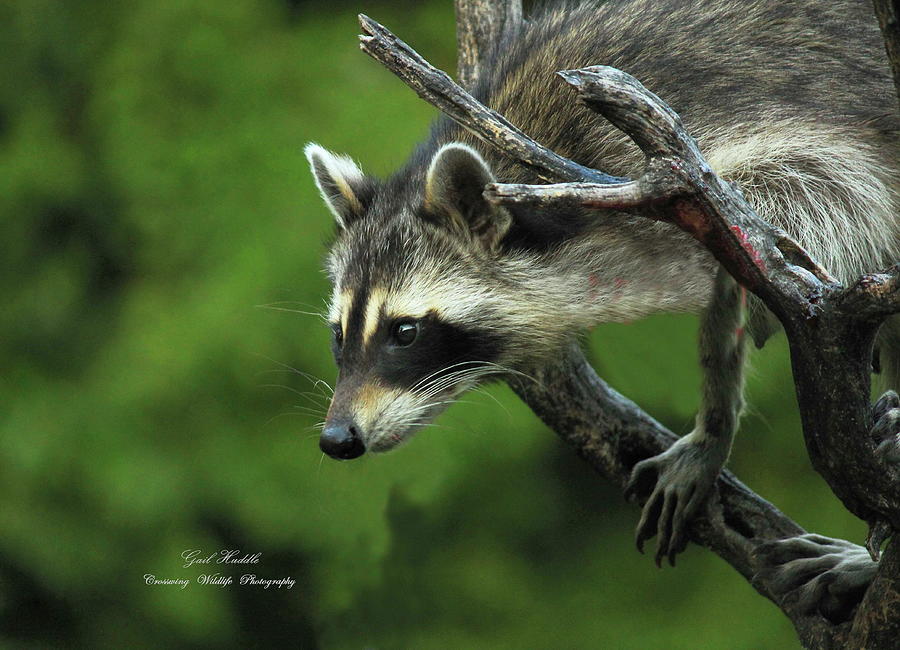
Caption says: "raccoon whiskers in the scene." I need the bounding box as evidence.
[390,403,457,427]
[385,397,488,433]
[299,421,328,440]
[401,399,460,417]
[414,366,507,401]
[289,405,328,418]
[256,355,335,396]
[469,385,513,421]
[408,360,499,392]
[409,365,498,400]
[416,369,493,396]
[255,301,329,322]
[485,363,543,389]
[377,404,461,443]
[366,380,493,449]
[264,411,326,429]
[258,384,330,411]
[257,368,335,399]
[259,383,331,404]
[411,361,540,401]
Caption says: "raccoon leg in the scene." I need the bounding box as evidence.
[625,267,746,566]
[753,534,876,623]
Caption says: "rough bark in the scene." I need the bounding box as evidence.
[454,0,522,89]
[357,2,900,646]
[847,537,900,647]
[874,0,900,108]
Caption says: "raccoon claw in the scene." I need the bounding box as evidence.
[866,519,892,561]
[872,390,900,463]
[625,436,725,567]
[754,534,876,623]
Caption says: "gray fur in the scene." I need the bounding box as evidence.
[308,0,900,555]
[626,268,748,564]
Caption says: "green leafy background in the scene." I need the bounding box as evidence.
[0,1,865,647]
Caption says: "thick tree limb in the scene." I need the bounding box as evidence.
[846,537,900,646]
[357,2,900,647]
[874,0,900,108]
[507,344,844,647]
[839,265,900,320]
[454,0,522,89]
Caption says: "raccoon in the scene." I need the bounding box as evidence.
[305,0,900,558]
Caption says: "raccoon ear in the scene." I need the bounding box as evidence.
[424,143,511,249]
[305,143,374,229]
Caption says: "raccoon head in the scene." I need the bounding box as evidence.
[305,141,518,459]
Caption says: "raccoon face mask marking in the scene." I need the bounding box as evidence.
[323,279,506,457]
[307,142,523,458]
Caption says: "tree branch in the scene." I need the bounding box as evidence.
[497,65,837,314]
[839,264,900,321]
[358,14,626,185]
[846,535,900,646]
[874,0,900,108]
[507,344,844,647]
[484,157,689,210]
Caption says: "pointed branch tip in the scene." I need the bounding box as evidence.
[556,69,583,86]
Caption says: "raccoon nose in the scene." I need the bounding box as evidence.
[320,419,366,460]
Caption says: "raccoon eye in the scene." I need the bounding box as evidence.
[391,320,419,347]
[330,324,344,364]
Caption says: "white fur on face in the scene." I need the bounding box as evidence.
[347,379,467,453]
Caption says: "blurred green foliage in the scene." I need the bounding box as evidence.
[0,0,866,647]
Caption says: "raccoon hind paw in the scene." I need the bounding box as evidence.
[872,390,900,463]
[753,534,876,624]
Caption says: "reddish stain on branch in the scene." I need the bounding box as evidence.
[730,225,767,272]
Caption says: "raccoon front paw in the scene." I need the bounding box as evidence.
[872,390,900,463]
[624,435,726,567]
[754,534,876,623]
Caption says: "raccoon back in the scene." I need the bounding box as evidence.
[428,0,900,281]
